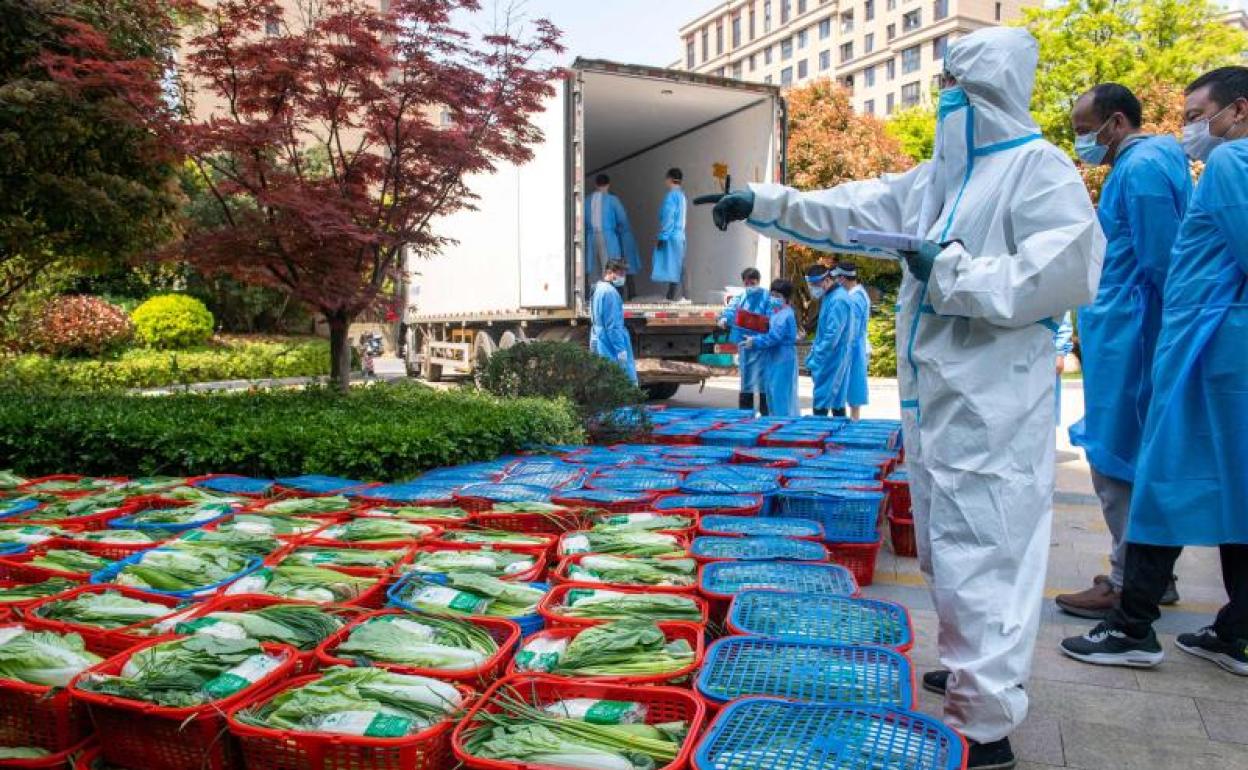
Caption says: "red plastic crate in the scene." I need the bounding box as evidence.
[887,514,918,558]
[757,435,830,449]
[884,477,912,518]
[70,745,104,770]
[505,621,704,685]
[468,509,583,534]
[0,548,113,583]
[266,541,419,574]
[1,737,95,769]
[71,639,300,770]
[43,535,163,562]
[549,492,657,514]
[299,523,442,550]
[827,539,884,587]
[316,609,520,687]
[405,544,546,584]
[453,674,706,770]
[537,583,709,629]
[354,505,474,527]
[549,554,699,594]
[555,530,690,560]
[23,584,185,656]
[227,673,473,770]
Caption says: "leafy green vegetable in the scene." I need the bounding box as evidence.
[407,548,535,578]
[36,590,172,629]
[121,502,235,527]
[318,519,433,543]
[546,621,693,677]
[0,578,77,603]
[360,506,470,521]
[166,605,344,650]
[225,566,376,603]
[64,528,156,545]
[335,613,497,671]
[566,555,696,587]
[257,496,354,515]
[24,478,121,494]
[0,471,24,490]
[0,627,103,686]
[560,532,685,558]
[442,529,548,547]
[110,547,253,592]
[590,513,692,533]
[214,513,322,537]
[0,525,62,546]
[171,530,278,558]
[492,502,565,514]
[0,748,50,759]
[28,549,112,574]
[395,573,545,618]
[282,547,407,569]
[557,590,702,622]
[4,493,124,521]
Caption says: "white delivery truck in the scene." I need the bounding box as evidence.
[404,59,786,399]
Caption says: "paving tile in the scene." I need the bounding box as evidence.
[1196,698,1248,745]
[1012,715,1065,767]
[1017,763,1066,770]
[1136,655,1248,703]
[1029,647,1141,690]
[1026,678,1206,739]
[1061,719,1248,770]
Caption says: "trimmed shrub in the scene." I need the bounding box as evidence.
[131,294,215,349]
[0,382,582,478]
[28,296,134,357]
[868,289,898,378]
[0,337,330,390]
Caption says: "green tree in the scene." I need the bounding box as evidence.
[885,106,936,165]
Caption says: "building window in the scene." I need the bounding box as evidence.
[750,7,757,39]
[886,57,896,80]
[781,37,793,59]
[732,15,742,47]
[702,27,709,61]
[886,23,896,40]
[887,0,897,10]
[781,0,791,24]
[716,21,724,55]
[781,66,793,85]
[749,53,758,71]
[933,0,948,20]
[901,80,921,107]
[865,33,874,53]
[864,98,876,114]
[840,41,854,62]
[886,92,896,113]
[797,28,808,48]
[840,10,854,33]
[819,19,831,39]
[865,0,876,21]
[765,0,773,32]
[820,49,831,70]
[995,1,1002,20]
[733,60,744,78]
[865,64,876,87]
[765,74,774,84]
[799,0,808,12]
[798,59,809,78]
[686,37,696,69]
[902,44,920,73]
[903,9,921,32]
[932,34,948,60]
[765,45,774,64]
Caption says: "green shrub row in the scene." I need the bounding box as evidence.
[0,338,331,390]
[0,382,583,479]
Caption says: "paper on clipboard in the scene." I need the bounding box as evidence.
[847,227,924,255]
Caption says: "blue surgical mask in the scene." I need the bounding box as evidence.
[809,286,826,300]
[610,276,626,288]
[937,86,969,122]
[1074,116,1113,166]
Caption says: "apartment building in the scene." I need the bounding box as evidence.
[676,0,1038,116]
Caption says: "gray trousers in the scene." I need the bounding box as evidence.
[1090,467,1132,589]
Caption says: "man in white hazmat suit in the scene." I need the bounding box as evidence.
[696,28,1103,769]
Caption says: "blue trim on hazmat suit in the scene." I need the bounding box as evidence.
[1068,136,1192,482]
[1128,140,1248,547]
[746,304,799,417]
[720,287,777,394]
[651,188,687,284]
[807,285,853,411]
[589,279,637,384]
[585,191,641,276]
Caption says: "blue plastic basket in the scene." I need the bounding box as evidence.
[655,494,763,515]
[587,470,683,494]
[90,549,264,598]
[191,475,275,496]
[385,572,548,636]
[681,471,781,496]
[781,478,883,494]
[659,445,739,461]
[696,637,913,708]
[698,429,764,448]
[455,482,553,504]
[551,488,654,506]
[107,504,238,534]
[692,536,828,562]
[784,465,881,481]
[693,697,966,770]
[0,543,27,556]
[733,446,822,463]
[274,475,370,495]
[772,491,884,543]
[699,560,858,598]
[564,447,648,466]
[351,482,461,504]
[502,470,586,490]
[700,515,823,539]
[0,499,41,520]
[729,590,913,650]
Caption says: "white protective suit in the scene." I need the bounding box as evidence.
[745,28,1103,742]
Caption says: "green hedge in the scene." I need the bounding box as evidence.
[0,383,582,479]
[0,338,330,390]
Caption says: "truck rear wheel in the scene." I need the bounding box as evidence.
[473,330,498,369]
[643,382,681,401]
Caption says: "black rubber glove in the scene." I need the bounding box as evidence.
[693,190,756,231]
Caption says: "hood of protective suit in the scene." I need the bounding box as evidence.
[943,27,1040,147]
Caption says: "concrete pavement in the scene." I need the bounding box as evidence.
[670,376,1245,769]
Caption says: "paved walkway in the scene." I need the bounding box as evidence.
[671,377,1245,770]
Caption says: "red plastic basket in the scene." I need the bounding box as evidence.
[226,673,473,770]
[431,530,557,559]
[354,505,474,527]
[453,674,706,770]
[827,539,884,587]
[224,563,392,610]
[884,477,912,518]
[549,492,657,513]
[315,609,520,687]
[0,548,113,583]
[298,523,442,550]
[734,306,770,333]
[468,509,584,534]
[406,544,547,584]
[265,542,418,574]
[505,621,703,685]
[555,530,690,560]
[70,745,105,770]
[549,554,699,594]
[243,498,364,519]
[887,514,918,558]
[71,639,300,770]
[43,534,163,562]
[0,626,116,753]
[654,495,764,518]
[23,584,185,656]
[0,737,95,770]
[588,510,700,538]
[16,476,127,500]
[537,583,709,629]
[757,435,830,449]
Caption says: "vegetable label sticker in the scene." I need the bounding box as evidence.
[313,710,413,738]
[202,653,282,699]
[410,585,487,614]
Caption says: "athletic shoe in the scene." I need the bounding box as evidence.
[1060,622,1164,668]
[967,737,1016,769]
[1175,626,1248,676]
[922,669,950,696]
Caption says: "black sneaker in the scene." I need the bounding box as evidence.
[967,737,1016,769]
[1060,622,1164,668]
[1159,576,1180,606]
[922,669,949,696]
[1175,626,1248,676]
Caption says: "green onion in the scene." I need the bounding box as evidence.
[407,548,535,578]
[318,519,433,542]
[36,590,171,629]
[28,549,112,574]
[257,496,354,515]
[282,547,407,569]
[560,531,685,558]
[567,555,696,587]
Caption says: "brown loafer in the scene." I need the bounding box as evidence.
[1056,578,1119,619]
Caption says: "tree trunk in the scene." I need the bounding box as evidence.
[327,314,353,393]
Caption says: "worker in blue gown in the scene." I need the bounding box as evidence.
[589,260,638,384]
[652,168,688,301]
[837,262,872,420]
[1061,66,1248,676]
[1057,83,1192,620]
[804,264,853,417]
[741,279,798,417]
[585,174,640,300]
[718,267,777,414]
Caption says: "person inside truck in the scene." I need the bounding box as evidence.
[585,174,640,300]
[652,168,689,302]
[718,267,777,415]
[590,260,638,384]
[804,263,853,418]
[740,278,798,417]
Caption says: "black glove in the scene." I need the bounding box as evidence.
[694,190,755,231]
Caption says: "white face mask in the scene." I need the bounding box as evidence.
[1182,102,1237,162]
[610,276,626,288]
[809,286,826,300]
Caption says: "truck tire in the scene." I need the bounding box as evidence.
[498,328,528,350]
[474,330,498,368]
[643,382,681,401]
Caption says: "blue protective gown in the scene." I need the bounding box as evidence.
[585,191,641,276]
[1068,136,1192,481]
[1128,140,1248,547]
[1053,311,1073,423]
[747,304,799,417]
[806,285,853,410]
[651,188,688,284]
[719,287,776,394]
[589,280,638,384]
[846,285,871,408]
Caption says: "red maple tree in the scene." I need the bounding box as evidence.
[169,0,562,387]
